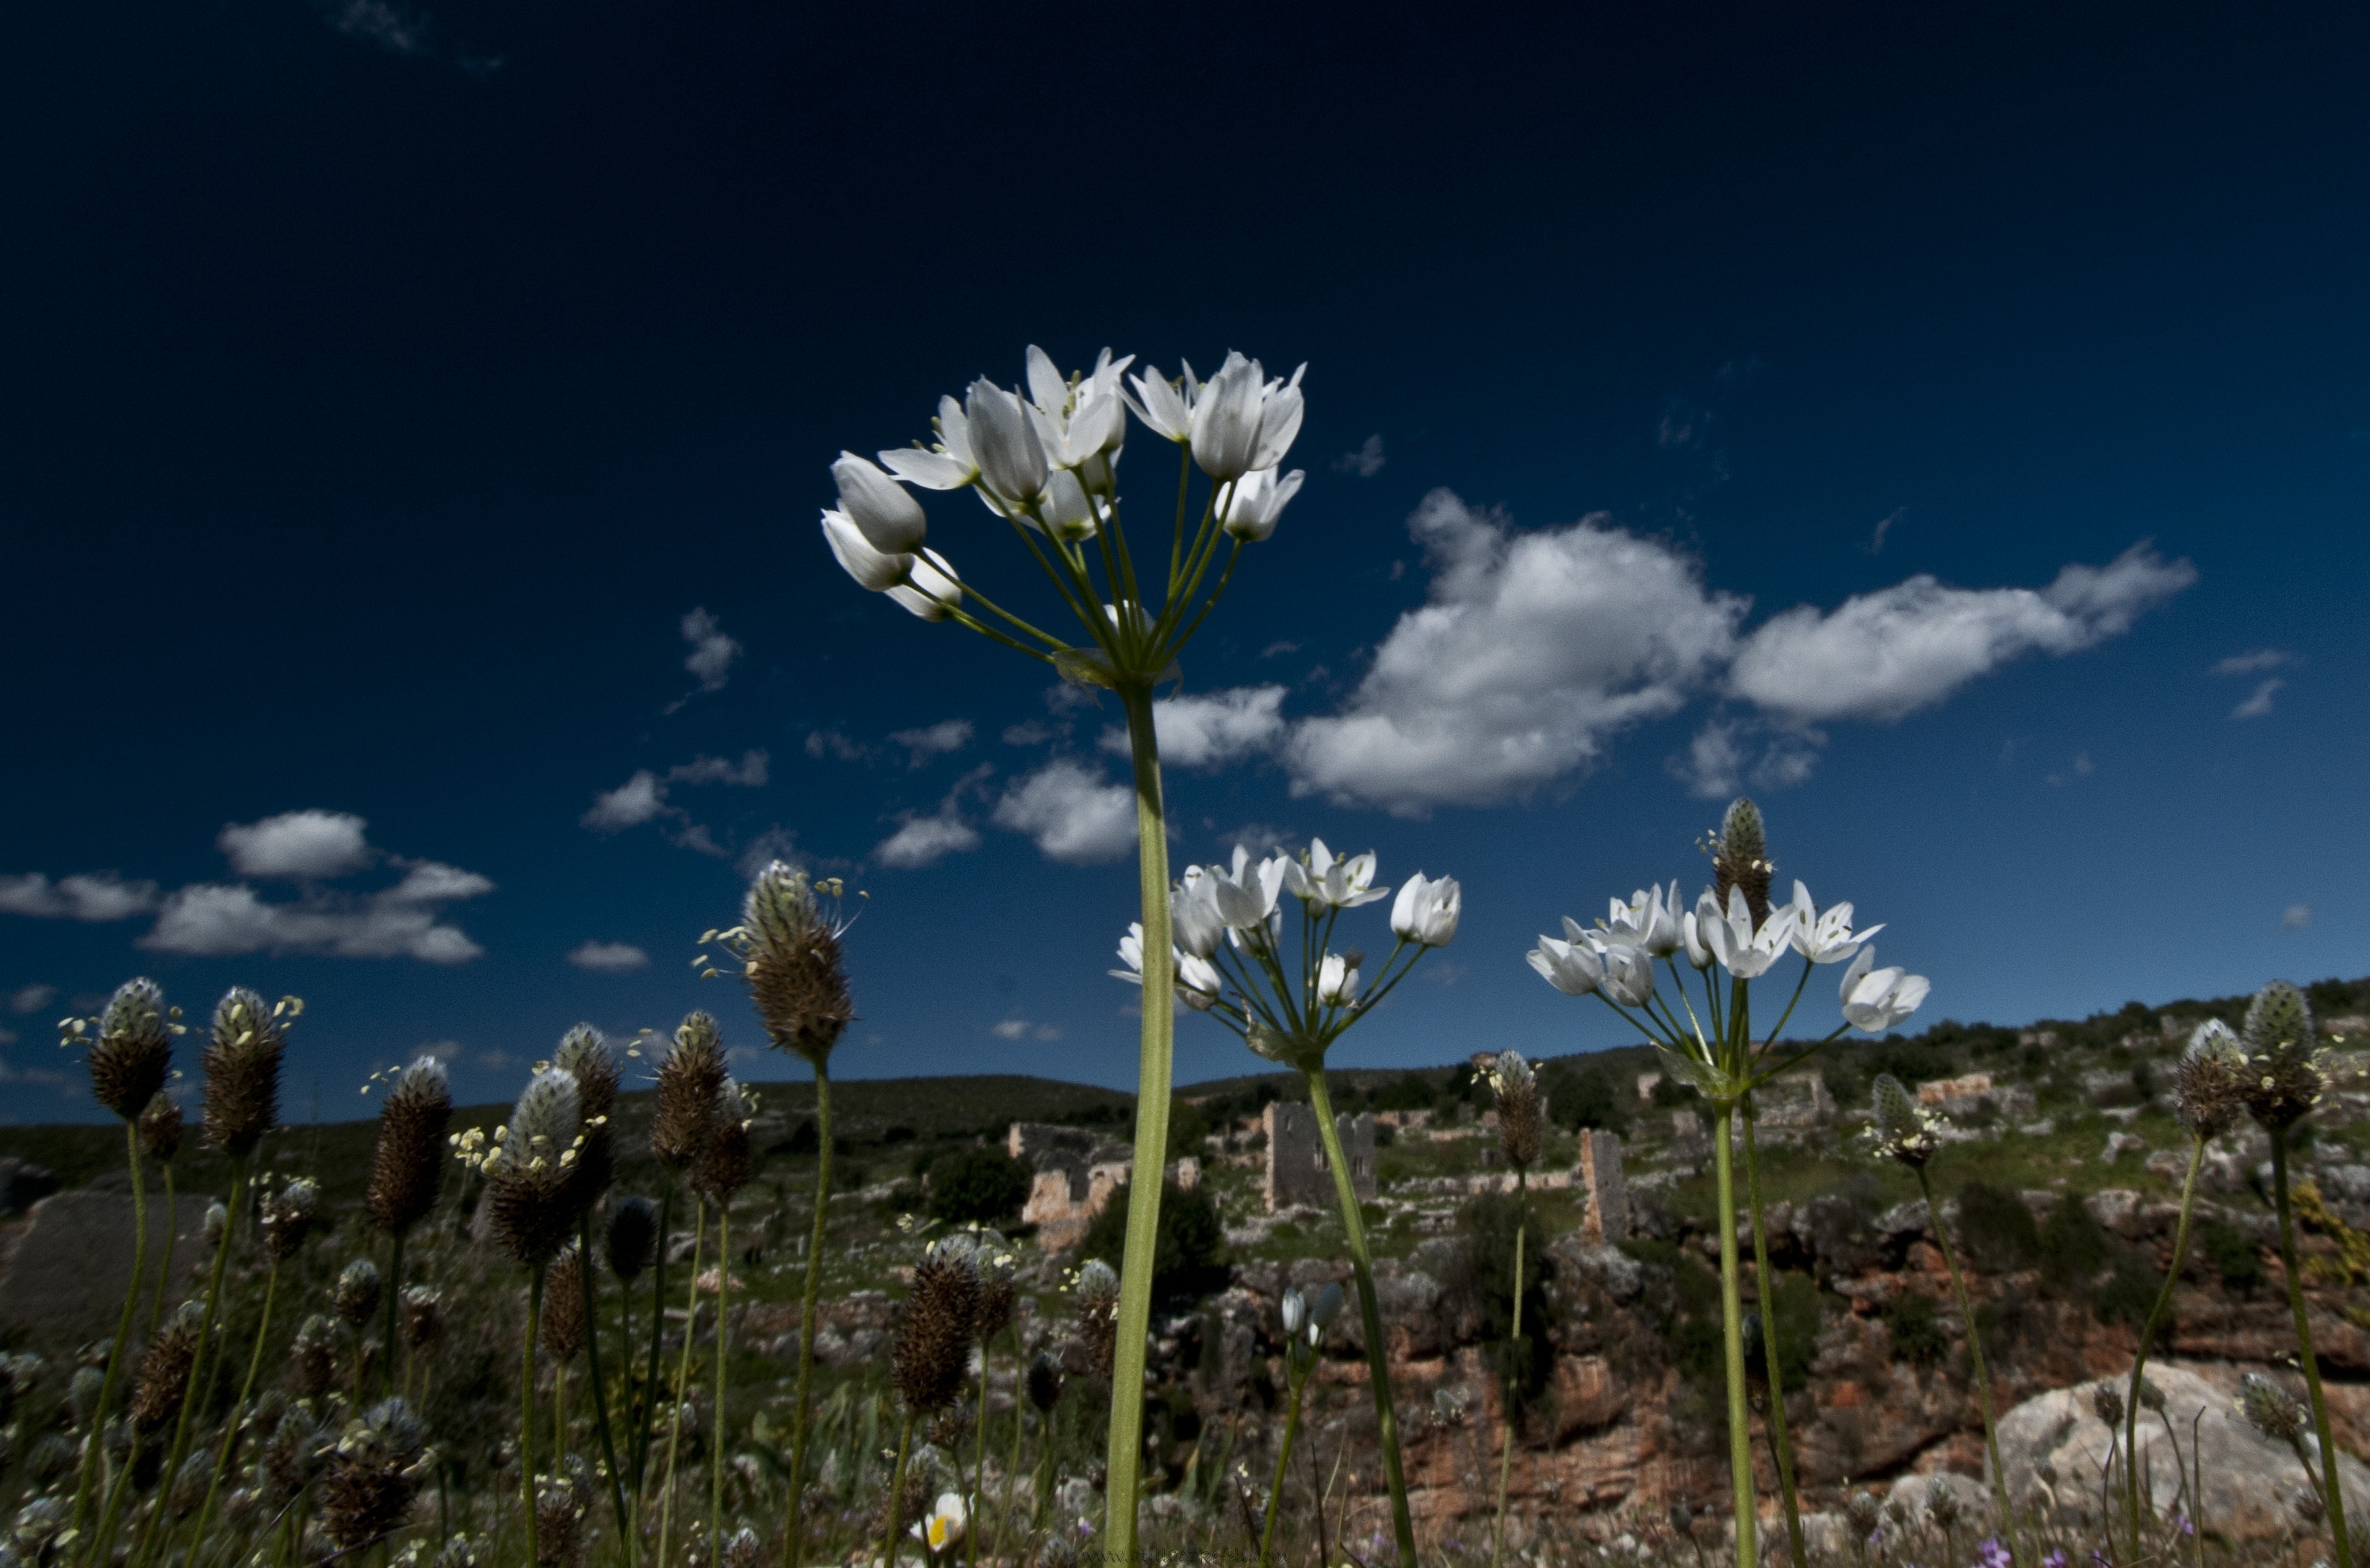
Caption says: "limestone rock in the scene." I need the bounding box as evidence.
[0,1189,211,1336]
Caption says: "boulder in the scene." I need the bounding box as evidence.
[0,1189,212,1337]
[1992,1363,2370,1541]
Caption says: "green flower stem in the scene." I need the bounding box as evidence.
[1257,1352,1311,1568]
[636,1183,677,1510]
[2124,1134,2206,1561]
[2272,1127,2355,1568]
[577,1212,634,1568]
[1491,1198,1526,1568]
[879,1411,917,1568]
[524,1264,547,1568]
[145,1164,177,1340]
[1304,1069,1417,1568]
[1101,677,1175,1568]
[1710,1107,1758,1568]
[188,1255,280,1550]
[71,1122,145,1543]
[1915,1166,2017,1565]
[136,1156,245,1568]
[1740,1113,1807,1568]
[656,1199,706,1568]
[990,1340,1024,1568]
[968,1340,988,1568]
[784,1064,833,1568]
[381,1230,406,1401]
[712,1201,730,1567]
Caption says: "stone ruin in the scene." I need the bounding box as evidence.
[1755,1071,1836,1128]
[1576,1128,1628,1245]
[1009,1122,1131,1251]
[1262,1100,1375,1212]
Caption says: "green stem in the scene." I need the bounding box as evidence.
[992,1332,1024,1568]
[1710,1107,1757,1568]
[1304,1069,1417,1568]
[1916,1165,2017,1565]
[145,1164,177,1339]
[137,1156,244,1568]
[786,1067,832,1568]
[656,1200,706,1568]
[712,1201,730,1567]
[2125,1135,2205,1562]
[72,1122,146,1543]
[578,1212,634,1568]
[1101,678,1175,1568]
[1740,1113,1807,1568]
[968,1336,988,1568]
[637,1184,676,1507]
[1491,1212,1525,1568]
[189,1256,280,1550]
[1257,1357,1309,1568]
[2272,1126,2355,1568]
[524,1264,547,1568]
[879,1412,917,1568]
[381,1230,405,1402]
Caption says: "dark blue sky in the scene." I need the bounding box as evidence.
[4,2,2366,1120]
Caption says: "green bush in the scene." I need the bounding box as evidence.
[1080,1180,1228,1302]
[1543,1065,1629,1134]
[1754,1271,1823,1394]
[2038,1195,2112,1297]
[1883,1290,1948,1365]
[1955,1180,2039,1273]
[925,1146,1033,1226]
[1373,1073,1437,1112]
[1166,1101,1212,1162]
[1460,1192,1555,1380]
[2200,1222,2263,1291]
[2092,1253,2160,1326]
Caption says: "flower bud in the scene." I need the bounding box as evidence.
[1074,1260,1120,1383]
[2240,980,2322,1130]
[2174,1019,2248,1139]
[2238,1371,2307,1443]
[332,1259,382,1329]
[1709,797,1775,928]
[262,1178,320,1262]
[400,1286,442,1352]
[542,1248,588,1363]
[650,1015,725,1174]
[202,987,289,1157]
[86,978,173,1122]
[2089,1382,2124,1430]
[139,1093,184,1165]
[893,1236,982,1415]
[367,1056,452,1238]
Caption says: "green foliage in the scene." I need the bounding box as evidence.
[1542,1064,1628,1134]
[1166,1101,1212,1161]
[1458,1193,1553,1375]
[1759,1270,1823,1394]
[2038,1195,2112,1297]
[1649,1075,1699,1108]
[2092,1252,2160,1326]
[925,1146,1032,1226]
[1080,1180,1228,1303]
[1955,1180,2039,1273]
[1883,1289,1948,1365]
[1371,1073,1438,1112]
[2200,1222,2264,1291]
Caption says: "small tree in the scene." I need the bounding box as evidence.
[927,1147,1033,1226]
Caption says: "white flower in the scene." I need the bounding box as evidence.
[1220,465,1304,541]
[1838,947,1929,1033]
[1316,953,1359,1006]
[821,509,911,592]
[1171,870,1225,960]
[1605,882,1683,958]
[878,395,979,490]
[1280,1287,1307,1337]
[1288,838,1388,909]
[1205,846,1281,929]
[1785,881,1882,965]
[1177,952,1224,1012]
[1189,353,1308,482]
[964,377,1048,505]
[1680,908,1714,970]
[1024,346,1135,470]
[1695,887,1794,980]
[829,451,928,555]
[1124,360,1201,443]
[914,1493,966,1553]
[1390,872,1461,947]
[1526,935,1604,997]
[1598,942,1656,1008]
[1036,469,1101,543]
[886,549,962,622]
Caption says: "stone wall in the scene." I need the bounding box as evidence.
[1262,1101,1375,1212]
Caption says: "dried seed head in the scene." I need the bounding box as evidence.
[1707,797,1775,928]
[400,1286,442,1351]
[2137,1376,2165,1413]
[650,1013,727,1174]
[130,1302,205,1432]
[1025,1351,1064,1413]
[320,1398,427,1549]
[2174,1019,2249,1138]
[262,1177,320,1262]
[1924,1484,1963,1529]
[86,978,174,1122]
[1486,1050,1545,1172]
[691,1080,754,1203]
[736,861,857,1066]
[71,1364,105,1424]
[286,1314,337,1400]
[542,1248,588,1363]
[367,1056,452,1237]
[332,1258,383,1329]
[893,1235,982,1414]
[2240,980,2322,1130]
[603,1196,658,1284]
[1867,1074,1943,1168]
[553,1027,618,1205]
[2238,1371,2307,1443]
[202,987,289,1157]
[1846,1491,1882,1537]
[139,1093,184,1165]
[482,1069,586,1268]
[1074,1258,1120,1382]
[722,1526,763,1568]
[168,1451,212,1518]
[2089,1382,2124,1429]
[970,1233,1017,1344]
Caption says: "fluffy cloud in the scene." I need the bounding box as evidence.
[220,810,376,878]
[567,940,649,972]
[1101,686,1288,770]
[890,720,974,766]
[0,872,160,922]
[1334,435,1386,477]
[667,751,769,787]
[1284,491,1747,813]
[681,607,742,692]
[142,878,489,963]
[2283,903,2312,931]
[10,985,56,1015]
[1728,544,2196,724]
[582,750,769,839]
[2230,678,2283,720]
[2214,648,2295,675]
[993,759,1136,864]
[990,1018,1062,1042]
[583,771,668,831]
[875,810,982,870]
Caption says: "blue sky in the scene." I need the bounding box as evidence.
[3,2,2366,1120]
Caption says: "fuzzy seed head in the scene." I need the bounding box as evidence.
[543,1247,589,1362]
[202,987,288,1157]
[691,1079,754,1202]
[1867,1073,1944,1167]
[481,1069,586,1268]
[87,977,174,1122]
[130,1302,205,1432]
[139,1093,184,1164]
[1708,797,1775,927]
[1074,1258,1120,1382]
[893,1235,982,1414]
[262,1177,320,1262]
[2239,1371,2307,1441]
[2240,980,2322,1130]
[333,1258,384,1328]
[1025,1351,1064,1412]
[969,1232,1018,1344]
[1486,1050,1545,1172]
[368,1055,452,1237]
[320,1398,427,1549]
[722,1526,763,1568]
[287,1314,336,1400]
[553,1027,618,1204]
[1924,1485,1962,1529]
[400,1286,442,1351]
[650,1013,727,1173]
[738,861,857,1065]
[2174,1019,2249,1138]
[2089,1382,2124,1429]
[603,1195,658,1283]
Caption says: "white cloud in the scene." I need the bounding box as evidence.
[991,1018,1062,1042]
[219,810,377,878]
[326,0,429,54]
[805,729,868,762]
[875,810,982,870]
[384,862,496,903]
[142,878,488,964]
[1002,721,1058,746]
[1870,508,1902,554]
[9,985,56,1015]
[0,872,161,922]
[2213,648,2295,675]
[583,771,668,832]
[993,759,1137,864]
[2230,679,2283,720]
[1671,721,1824,798]
[667,750,769,787]
[1043,683,1099,716]
[1283,491,1747,813]
[1101,686,1288,770]
[737,826,802,879]
[2046,751,2096,788]
[1671,721,1748,799]
[680,607,742,692]
[1209,822,1293,858]
[583,750,767,839]
[2283,903,2312,931]
[1726,543,2196,724]
[1260,641,1301,660]
[889,720,974,766]
[568,940,650,972]
[1334,435,1386,477]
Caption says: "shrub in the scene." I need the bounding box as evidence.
[925,1146,1032,1226]
[1955,1180,2039,1273]
[1080,1180,1228,1302]
[2091,1253,2159,1325]
[1544,1065,1628,1134]
[2038,1196,2112,1297]
[1883,1290,1948,1365]
[2200,1222,2264,1291]
[1166,1101,1212,1162]
[1758,1270,1823,1394]
[1373,1074,1437,1112]
[1459,1191,1555,1397]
